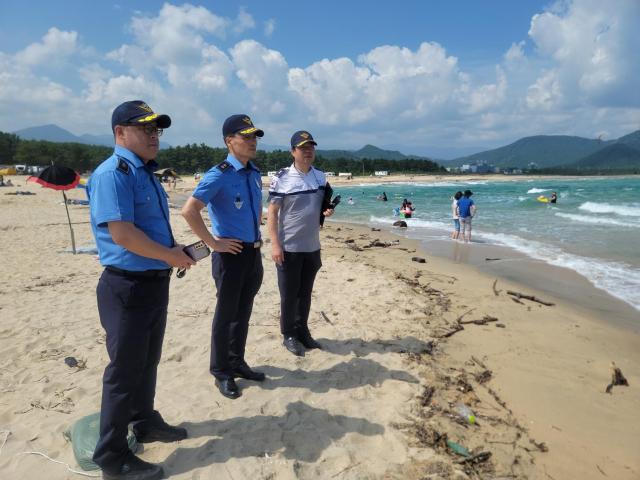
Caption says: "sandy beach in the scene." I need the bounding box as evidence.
[0,175,638,480]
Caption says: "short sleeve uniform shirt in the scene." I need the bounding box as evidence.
[268,164,327,252]
[191,154,262,243]
[87,145,173,271]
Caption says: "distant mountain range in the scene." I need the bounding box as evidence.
[12,124,640,171]
[317,144,428,161]
[445,130,640,170]
[13,124,172,149]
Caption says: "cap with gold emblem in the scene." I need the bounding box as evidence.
[111,100,171,131]
[290,130,317,148]
[222,114,264,138]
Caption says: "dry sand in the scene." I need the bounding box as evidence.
[0,175,638,479]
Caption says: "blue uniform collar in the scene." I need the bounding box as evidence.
[226,153,259,172]
[115,145,159,170]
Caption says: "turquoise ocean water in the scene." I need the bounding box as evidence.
[324,177,640,312]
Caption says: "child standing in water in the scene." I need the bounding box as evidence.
[451,191,463,239]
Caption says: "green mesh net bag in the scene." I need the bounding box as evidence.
[63,412,138,471]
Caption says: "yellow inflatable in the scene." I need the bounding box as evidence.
[537,195,549,203]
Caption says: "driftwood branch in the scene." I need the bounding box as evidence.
[492,279,501,296]
[439,324,464,338]
[510,296,524,305]
[506,290,555,306]
[320,311,334,325]
[471,355,488,370]
[455,308,476,323]
[460,315,499,326]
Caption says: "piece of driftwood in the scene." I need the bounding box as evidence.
[455,308,475,323]
[371,227,381,231]
[393,220,407,228]
[507,290,555,306]
[471,356,488,369]
[492,279,501,296]
[460,315,499,326]
[345,242,363,252]
[365,239,400,248]
[485,257,501,261]
[495,323,506,328]
[605,361,629,393]
[439,324,464,338]
[510,296,524,305]
[411,256,426,263]
[320,311,334,325]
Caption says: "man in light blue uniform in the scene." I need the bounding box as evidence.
[267,131,334,356]
[87,100,194,480]
[182,114,265,400]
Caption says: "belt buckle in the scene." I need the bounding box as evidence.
[254,240,263,248]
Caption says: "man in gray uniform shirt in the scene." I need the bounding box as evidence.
[267,131,334,356]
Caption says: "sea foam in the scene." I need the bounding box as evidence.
[578,202,640,217]
[479,232,640,311]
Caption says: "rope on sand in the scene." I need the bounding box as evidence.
[0,430,10,456]
[16,451,101,477]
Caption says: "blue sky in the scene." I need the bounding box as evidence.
[1,0,639,158]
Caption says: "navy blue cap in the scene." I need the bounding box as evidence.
[111,100,171,131]
[222,114,264,138]
[291,130,317,148]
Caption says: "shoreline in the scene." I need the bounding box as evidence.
[329,217,640,333]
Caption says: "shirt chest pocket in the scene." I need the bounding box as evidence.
[134,183,154,206]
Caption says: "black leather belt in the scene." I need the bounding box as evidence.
[106,266,173,278]
[242,240,263,249]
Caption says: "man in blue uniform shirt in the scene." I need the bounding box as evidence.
[87,100,195,480]
[182,114,266,400]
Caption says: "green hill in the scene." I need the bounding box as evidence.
[571,143,640,170]
[449,135,606,168]
[614,130,640,150]
[317,144,425,161]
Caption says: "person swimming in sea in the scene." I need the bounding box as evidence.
[550,192,557,204]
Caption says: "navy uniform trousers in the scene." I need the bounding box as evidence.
[276,250,322,338]
[210,245,263,380]
[93,268,170,471]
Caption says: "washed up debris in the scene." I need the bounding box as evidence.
[605,361,629,393]
[446,439,470,457]
[64,356,86,370]
[411,256,426,263]
[393,220,407,228]
[507,290,555,306]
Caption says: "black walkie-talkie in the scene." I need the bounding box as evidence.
[320,183,340,226]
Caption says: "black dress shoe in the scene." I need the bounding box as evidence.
[102,454,163,480]
[133,420,187,443]
[215,378,241,399]
[298,333,322,350]
[283,336,305,356]
[233,364,266,382]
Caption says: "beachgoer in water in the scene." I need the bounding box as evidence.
[457,189,476,242]
[451,191,463,240]
[347,197,354,205]
[550,192,557,204]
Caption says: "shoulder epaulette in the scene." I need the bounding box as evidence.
[216,161,231,172]
[116,158,130,174]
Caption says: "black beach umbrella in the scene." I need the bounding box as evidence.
[27,165,81,254]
